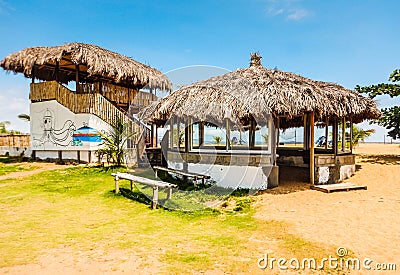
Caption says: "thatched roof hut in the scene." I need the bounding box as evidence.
[140,53,380,128]
[1,42,172,91]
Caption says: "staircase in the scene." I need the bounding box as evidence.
[30,80,157,166]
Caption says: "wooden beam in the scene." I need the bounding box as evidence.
[309,112,315,186]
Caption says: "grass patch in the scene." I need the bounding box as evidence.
[0,163,37,176]
[0,166,339,273]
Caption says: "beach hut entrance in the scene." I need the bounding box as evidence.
[276,113,354,185]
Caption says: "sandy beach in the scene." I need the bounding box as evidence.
[255,143,400,270]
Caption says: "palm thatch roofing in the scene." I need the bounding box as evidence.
[1,42,172,91]
[139,53,380,128]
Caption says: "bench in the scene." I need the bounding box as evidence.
[153,166,211,186]
[111,172,177,209]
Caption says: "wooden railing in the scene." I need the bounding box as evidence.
[78,82,157,106]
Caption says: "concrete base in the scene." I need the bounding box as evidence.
[267,165,279,188]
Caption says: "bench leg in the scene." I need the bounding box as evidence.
[167,187,172,200]
[152,186,159,209]
[155,169,158,179]
[194,176,197,187]
[202,178,205,185]
[130,180,133,191]
[115,176,119,194]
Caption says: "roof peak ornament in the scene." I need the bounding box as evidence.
[250,52,262,67]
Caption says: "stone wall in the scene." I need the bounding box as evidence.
[315,154,355,184]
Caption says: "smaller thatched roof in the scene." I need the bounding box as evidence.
[1,42,172,91]
[140,53,380,128]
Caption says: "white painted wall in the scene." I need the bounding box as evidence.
[168,160,270,190]
[30,100,111,161]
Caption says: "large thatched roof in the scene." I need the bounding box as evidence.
[1,42,172,91]
[140,53,380,128]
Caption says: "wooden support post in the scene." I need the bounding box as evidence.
[155,126,158,147]
[276,117,280,147]
[342,118,346,152]
[194,176,198,187]
[350,118,353,153]
[225,118,230,150]
[31,66,35,84]
[325,118,329,150]
[170,118,174,148]
[155,168,158,179]
[152,186,159,209]
[269,118,276,165]
[310,112,315,186]
[115,175,120,194]
[188,118,193,151]
[167,187,172,200]
[75,64,80,93]
[304,114,309,150]
[177,117,181,150]
[77,150,80,164]
[150,124,154,147]
[58,150,62,162]
[249,120,255,148]
[184,117,189,153]
[333,118,338,156]
[55,61,59,82]
[201,178,205,185]
[199,122,204,146]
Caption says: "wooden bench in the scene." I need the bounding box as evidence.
[111,172,177,209]
[153,166,211,186]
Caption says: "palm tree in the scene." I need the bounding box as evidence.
[213,136,222,145]
[352,125,375,147]
[100,118,136,166]
[0,121,10,133]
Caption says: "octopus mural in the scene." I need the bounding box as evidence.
[33,109,76,147]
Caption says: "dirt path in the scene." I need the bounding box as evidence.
[0,162,70,182]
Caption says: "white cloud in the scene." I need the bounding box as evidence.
[264,0,311,21]
[0,0,14,14]
[287,8,309,20]
[0,86,30,133]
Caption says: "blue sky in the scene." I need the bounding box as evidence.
[0,0,399,141]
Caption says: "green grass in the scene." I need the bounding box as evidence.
[0,165,338,273]
[0,163,37,176]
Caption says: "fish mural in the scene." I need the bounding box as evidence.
[73,126,102,145]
